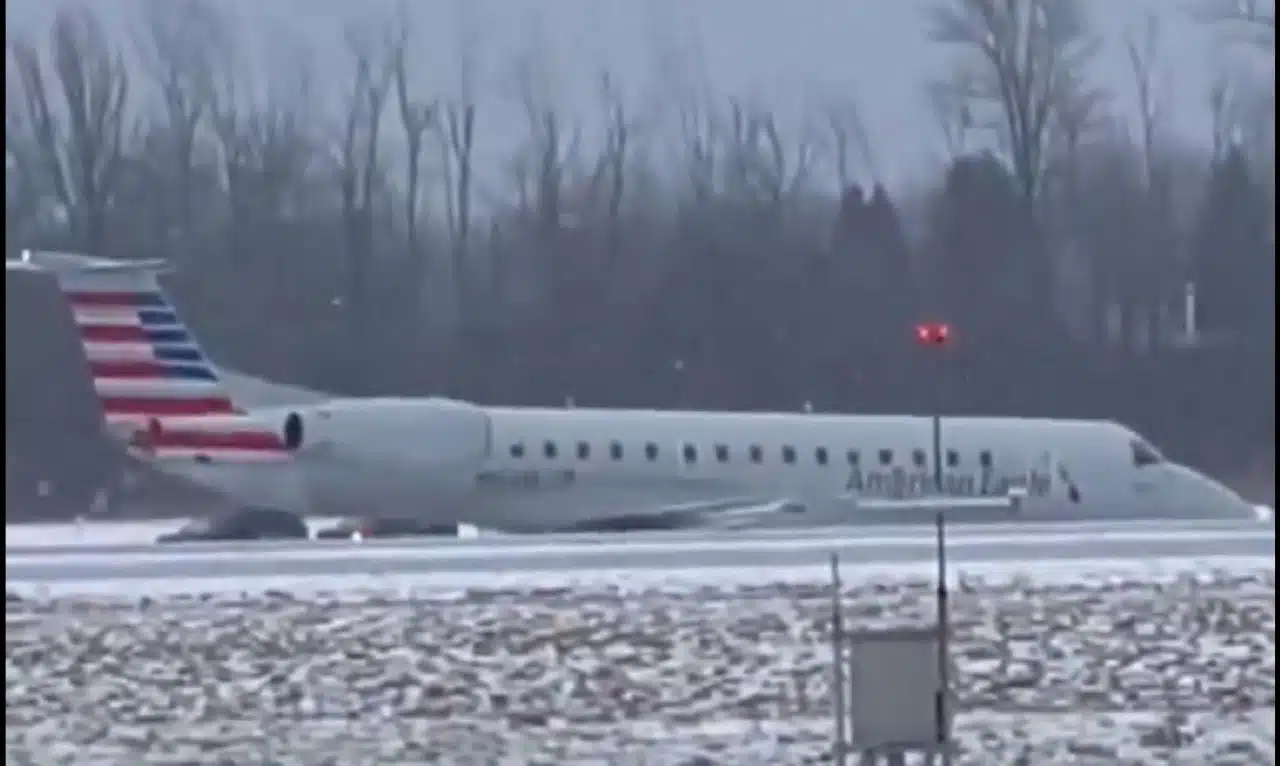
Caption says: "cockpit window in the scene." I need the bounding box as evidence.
[1131,439,1164,468]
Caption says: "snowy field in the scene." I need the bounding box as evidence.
[6,561,1274,765]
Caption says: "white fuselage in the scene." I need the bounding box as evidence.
[145,399,1260,531]
[19,252,1256,531]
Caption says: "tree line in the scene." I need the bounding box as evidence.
[5,0,1275,517]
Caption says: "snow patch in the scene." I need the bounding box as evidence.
[6,568,1273,765]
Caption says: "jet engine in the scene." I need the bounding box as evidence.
[273,398,491,466]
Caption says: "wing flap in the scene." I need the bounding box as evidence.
[559,487,1033,532]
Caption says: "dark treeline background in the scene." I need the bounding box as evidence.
[5,0,1275,519]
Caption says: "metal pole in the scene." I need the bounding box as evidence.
[932,412,943,494]
[831,553,847,766]
[926,325,950,765]
[931,346,944,494]
[935,511,951,766]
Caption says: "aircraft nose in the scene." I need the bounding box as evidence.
[1167,464,1259,520]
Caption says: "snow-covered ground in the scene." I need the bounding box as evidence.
[9,556,1276,600]
[4,518,352,548]
[6,564,1274,765]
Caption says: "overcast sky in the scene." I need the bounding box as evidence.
[6,0,1273,192]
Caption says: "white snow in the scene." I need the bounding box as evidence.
[8,517,1266,550]
[8,556,1273,600]
[6,564,1274,764]
[3,519,486,549]
[4,518,350,548]
[11,528,1266,563]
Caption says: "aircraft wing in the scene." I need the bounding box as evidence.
[554,496,808,532]
[553,488,1030,533]
[836,490,1029,524]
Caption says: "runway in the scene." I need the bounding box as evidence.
[7,519,1273,584]
[4,516,1265,555]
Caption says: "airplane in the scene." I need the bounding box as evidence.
[7,250,1264,533]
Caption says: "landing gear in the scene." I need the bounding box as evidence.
[413,523,462,536]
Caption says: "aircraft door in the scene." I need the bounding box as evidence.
[1013,451,1082,516]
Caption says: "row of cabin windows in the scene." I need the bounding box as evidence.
[508,440,995,469]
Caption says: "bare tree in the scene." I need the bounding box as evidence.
[1124,13,1164,191]
[1207,65,1275,178]
[1046,75,1109,184]
[720,99,815,210]
[6,60,48,243]
[1208,69,1249,162]
[929,0,1100,209]
[644,15,720,206]
[436,13,480,316]
[586,70,637,262]
[926,74,977,164]
[818,94,878,190]
[206,49,250,243]
[207,41,316,253]
[1196,0,1276,52]
[7,8,130,254]
[507,41,579,238]
[673,95,721,205]
[389,16,435,262]
[333,20,397,392]
[133,0,228,242]
[1115,14,1181,352]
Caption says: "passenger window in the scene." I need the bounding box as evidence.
[846,449,860,466]
[510,443,525,459]
[1131,439,1163,468]
[945,449,959,468]
[979,450,993,469]
[609,441,623,461]
[715,444,730,462]
[878,449,893,466]
[912,449,927,468]
[544,441,558,460]
[645,442,659,461]
[782,445,796,464]
[815,447,828,466]
[577,441,590,460]
[749,444,763,463]
[682,444,698,464]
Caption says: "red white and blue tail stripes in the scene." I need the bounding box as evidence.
[61,281,289,462]
[71,291,232,419]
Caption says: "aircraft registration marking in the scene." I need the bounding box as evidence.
[476,468,577,489]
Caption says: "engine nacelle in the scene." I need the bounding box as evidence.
[276,397,491,466]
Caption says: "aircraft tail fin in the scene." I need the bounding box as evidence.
[11,250,288,462]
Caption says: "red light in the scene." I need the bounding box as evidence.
[914,322,953,347]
